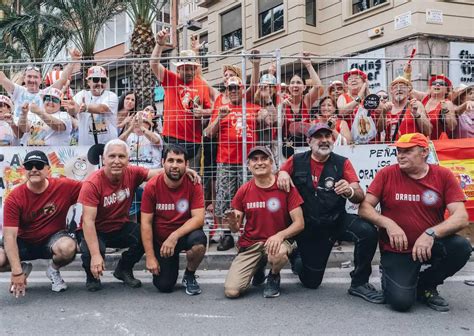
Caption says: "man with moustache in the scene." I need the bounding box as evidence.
[277,123,384,303]
[72,66,119,145]
[141,144,206,295]
[376,77,431,142]
[0,150,82,296]
[150,28,212,169]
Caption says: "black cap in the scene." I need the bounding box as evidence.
[24,150,49,166]
[307,123,332,138]
[247,146,273,159]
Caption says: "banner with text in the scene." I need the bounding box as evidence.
[348,48,387,92]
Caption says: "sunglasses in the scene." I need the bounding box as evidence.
[378,95,389,99]
[227,85,240,92]
[0,102,11,108]
[25,65,41,73]
[431,81,448,87]
[43,95,61,104]
[91,77,107,84]
[24,161,46,171]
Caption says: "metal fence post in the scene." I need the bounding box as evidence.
[275,49,283,168]
[241,50,248,182]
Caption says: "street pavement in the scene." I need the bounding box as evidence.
[1,263,474,335]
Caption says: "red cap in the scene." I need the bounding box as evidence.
[391,133,429,148]
[343,69,367,83]
[428,75,452,88]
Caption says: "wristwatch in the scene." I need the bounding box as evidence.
[424,228,438,239]
[355,96,362,103]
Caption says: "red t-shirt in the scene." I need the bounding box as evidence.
[161,69,212,143]
[281,154,359,189]
[284,101,311,136]
[3,178,82,244]
[382,106,420,142]
[231,176,303,248]
[422,96,450,140]
[78,166,149,233]
[140,174,204,245]
[210,102,260,164]
[367,164,465,253]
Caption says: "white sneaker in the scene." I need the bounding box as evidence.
[46,265,67,292]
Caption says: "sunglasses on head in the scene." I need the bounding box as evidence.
[0,102,11,108]
[91,77,107,84]
[24,161,46,171]
[25,65,41,73]
[432,80,447,87]
[43,95,61,104]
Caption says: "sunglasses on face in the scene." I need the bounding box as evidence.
[378,95,389,99]
[0,102,11,108]
[227,85,240,92]
[43,95,61,104]
[432,81,447,87]
[24,161,46,171]
[91,77,107,84]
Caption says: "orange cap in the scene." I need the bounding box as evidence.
[391,133,429,148]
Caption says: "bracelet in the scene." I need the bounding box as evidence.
[342,187,355,199]
[11,272,24,277]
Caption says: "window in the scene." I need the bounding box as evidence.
[154,1,172,45]
[259,0,284,38]
[305,0,316,26]
[199,33,209,69]
[95,12,127,52]
[221,6,242,51]
[352,0,387,15]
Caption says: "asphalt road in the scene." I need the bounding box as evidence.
[1,265,473,335]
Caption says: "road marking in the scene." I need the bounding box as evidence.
[176,313,232,319]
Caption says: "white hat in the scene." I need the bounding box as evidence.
[42,87,62,100]
[452,84,473,105]
[226,76,243,87]
[0,95,13,108]
[259,74,277,86]
[174,50,200,68]
[86,66,107,79]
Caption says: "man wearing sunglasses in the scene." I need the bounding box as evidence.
[0,150,82,297]
[0,95,21,146]
[0,49,81,119]
[277,123,384,304]
[16,87,72,146]
[72,66,118,146]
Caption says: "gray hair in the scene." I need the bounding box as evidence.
[104,139,130,157]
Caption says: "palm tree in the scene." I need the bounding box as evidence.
[126,0,168,110]
[0,0,70,63]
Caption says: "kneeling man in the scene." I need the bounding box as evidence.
[141,144,206,295]
[224,146,304,298]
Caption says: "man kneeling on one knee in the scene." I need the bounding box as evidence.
[224,146,304,298]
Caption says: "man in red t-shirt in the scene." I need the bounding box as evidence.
[150,28,212,170]
[205,76,266,251]
[141,144,206,295]
[224,146,304,298]
[79,139,160,291]
[359,133,471,312]
[277,123,383,304]
[0,150,81,297]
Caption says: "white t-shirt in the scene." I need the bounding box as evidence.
[126,132,163,169]
[20,111,72,146]
[73,90,118,145]
[0,121,20,146]
[11,84,44,118]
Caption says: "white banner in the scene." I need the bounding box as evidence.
[449,42,474,87]
[348,48,387,92]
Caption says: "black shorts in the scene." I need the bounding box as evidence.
[1,230,74,261]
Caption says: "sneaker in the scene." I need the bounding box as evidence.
[263,272,281,298]
[21,262,33,279]
[418,288,450,312]
[348,283,385,304]
[182,273,202,295]
[217,235,235,251]
[113,263,142,288]
[86,275,102,292]
[46,265,68,292]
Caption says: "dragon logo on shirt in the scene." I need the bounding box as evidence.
[422,190,439,206]
[266,197,281,212]
[31,202,57,220]
[176,199,189,213]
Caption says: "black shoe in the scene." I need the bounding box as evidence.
[252,261,266,287]
[417,288,450,312]
[113,263,142,288]
[348,283,385,304]
[86,276,102,292]
[263,272,281,298]
[182,273,202,295]
[217,235,235,251]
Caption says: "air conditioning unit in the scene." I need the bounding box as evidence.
[368,26,384,38]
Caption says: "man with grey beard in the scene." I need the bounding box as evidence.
[277,123,384,304]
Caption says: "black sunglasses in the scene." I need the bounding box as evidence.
[91,77,107,84]
[24,161,46,171]
[43,95,61,104]
[432,81,447,87]
[0,102,11,108]
[227,85,240,92]
[378,95,389,99]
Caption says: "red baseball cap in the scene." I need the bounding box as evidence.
[343,69,367,83]
[391,133,429,148]
[428,75,452,88]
